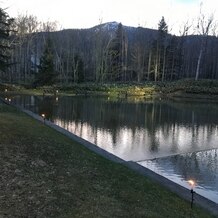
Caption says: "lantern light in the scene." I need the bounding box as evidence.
[41,114,46,124]
[188,179,196,209]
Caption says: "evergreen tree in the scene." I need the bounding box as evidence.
[107,23,128,81]
[35,38,55,86]
[158,17,168,37]
[0,8,14,74]
[150,17,168,81]
[158,16,168,82]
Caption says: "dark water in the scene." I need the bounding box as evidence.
[6,95,218,203]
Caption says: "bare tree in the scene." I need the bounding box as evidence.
[39,20,59,32]
[12,14,40,82]
[195,6,215,80]
[11,14,60,84]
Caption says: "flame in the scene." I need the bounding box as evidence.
[188,180,195,187]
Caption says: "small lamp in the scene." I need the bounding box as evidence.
[41,113,46,123]
[188,180,195,209]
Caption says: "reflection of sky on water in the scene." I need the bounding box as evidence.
[139,149,218,203]
[54,118,218,162]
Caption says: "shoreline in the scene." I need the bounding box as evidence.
[2,79,218,102]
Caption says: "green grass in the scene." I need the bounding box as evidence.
[2,79,218,98]
[0,103,215,217]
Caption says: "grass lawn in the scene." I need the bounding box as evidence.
[0,102,215,218]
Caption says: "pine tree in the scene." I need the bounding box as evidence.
[107,23,128,81]
[158,17,168,36]
[0,8,14,74]
[158,17,168,82]
[35,37,55,86]
[151,17,168,82]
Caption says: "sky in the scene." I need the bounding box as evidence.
[1,0,217,34]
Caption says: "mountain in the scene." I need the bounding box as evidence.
[5,21,218,84]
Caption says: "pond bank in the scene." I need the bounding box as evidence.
[0,99,217,217]
[2,79,218,100]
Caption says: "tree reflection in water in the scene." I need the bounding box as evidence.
[10,95,218,161]
[140,149,218,203]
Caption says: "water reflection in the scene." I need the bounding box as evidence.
[139,149,218,203]
[9,95,218,161]
[7,95,218,203]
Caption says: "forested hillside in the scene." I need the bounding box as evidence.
[1,14,218,85]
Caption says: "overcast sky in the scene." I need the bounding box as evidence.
[2,0,217,34]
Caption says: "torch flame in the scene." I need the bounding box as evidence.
[188,180,195,187]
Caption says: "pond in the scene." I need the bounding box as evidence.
[5,95,218,203]
[140,148,218,203]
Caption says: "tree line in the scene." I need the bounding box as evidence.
[1,7,218,86]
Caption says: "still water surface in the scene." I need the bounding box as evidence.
[140,149,218,203]
[8,95,218,203]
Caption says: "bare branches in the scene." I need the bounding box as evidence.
[196,13,214,36]
[179,20,192,37]
[14,13,60,36]
[195,3,215,36]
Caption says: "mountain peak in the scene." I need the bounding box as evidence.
[99,21,119,31]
